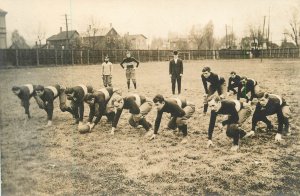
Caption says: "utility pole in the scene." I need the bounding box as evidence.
[267,7,271,49]
[261,16,266,62]
[65,14,69,49]
[225,24,228,49]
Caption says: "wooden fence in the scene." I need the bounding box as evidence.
[0,48,299,67]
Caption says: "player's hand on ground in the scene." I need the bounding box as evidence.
[46,120,52,127]
[110,127,115,135]
[244,130,255,138]
[88,122,95,130]
[144,129,154,137]
[149,134,157,140]
[275,133,283,142]
[230,145,239,151]
[207,140,214,148]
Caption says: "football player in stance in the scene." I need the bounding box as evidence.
[110,93,153,135]
[12,84,37,120]
[120,50,140,90]
[237,76,261,103]
[206,95,252,151]
[201,66,226,115]
[34,84,73,127]
[249,93,291,141]
[84,87,122,131]
[64,84,94,125]
[150,94,195,144]
[227,71,241,96]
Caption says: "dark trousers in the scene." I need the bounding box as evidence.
[171,77,181,94]
[226,124,247,145]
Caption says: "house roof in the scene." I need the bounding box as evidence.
[127,34,147,39]
[47,30,79,41]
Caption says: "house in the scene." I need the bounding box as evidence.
[81,25,120,49]
[126,34,148,49]
[46,28,80,49]
[0,8,7,49]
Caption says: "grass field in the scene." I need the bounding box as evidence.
[1,59,300,195]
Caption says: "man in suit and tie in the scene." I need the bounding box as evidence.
[169,50,183,95]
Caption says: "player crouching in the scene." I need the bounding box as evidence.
[34,84,73,127]
[110,93,153,135]
[249,93,291,141]
[12,84,37,120]
[65,84,94,126]
[206,95,252,151]
[83,87,122,132]
[150,95,195,144]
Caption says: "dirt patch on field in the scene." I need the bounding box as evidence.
[1,59,300,195]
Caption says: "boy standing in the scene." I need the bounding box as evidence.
[101,56,113,87]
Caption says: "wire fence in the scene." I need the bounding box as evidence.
[0,48,299,67]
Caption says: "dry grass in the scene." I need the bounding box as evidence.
[1,59,300,195]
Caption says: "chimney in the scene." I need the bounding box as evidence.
[110,23,112,28]
[60,27,62,33]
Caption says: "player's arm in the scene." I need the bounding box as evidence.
[132,57,140,67]
[154,111,163,134]
[201,75,208,94]
[120,59,125,69]
[208,111,217,140]
[94,102,106,125]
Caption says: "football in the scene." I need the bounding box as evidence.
[78,124,91,134]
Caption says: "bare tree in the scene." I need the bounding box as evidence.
[189,24,205,50]
[35,22,45,48]
[204,20,215,49]
[284,7,299,47]
[150,37,164,49]
[11,30,30,49]
[248,23,264,50]
[84,16,104,49]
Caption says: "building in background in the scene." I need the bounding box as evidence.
[0,8,7,49]
[126,34,148,49]
[81,25,121,50]
[46,27,80,49]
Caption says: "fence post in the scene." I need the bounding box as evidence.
[157,49,159,61]
[138,50,140,61]
[36,48,39,66]
[55,50,57,66]
[80,50,83,64]
[87,50,90,65]
[16,49,19,67]
[61,50,63,65]
[71,50,74,65]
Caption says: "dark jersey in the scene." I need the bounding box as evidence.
[237,79,257,101]
[252,94,288,133]
[15,84,37,117]
[228,75,241,91]
[201,72,225,94]
[208,100,242,140]
[37,84,61,120]
[120,57,140,69]
[87,87,116,124]
[154,98,187,134]
[112,94,147,128]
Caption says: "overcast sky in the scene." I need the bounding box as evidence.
[1,0,299,46]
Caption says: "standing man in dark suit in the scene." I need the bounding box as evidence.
[169,50,183,95]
